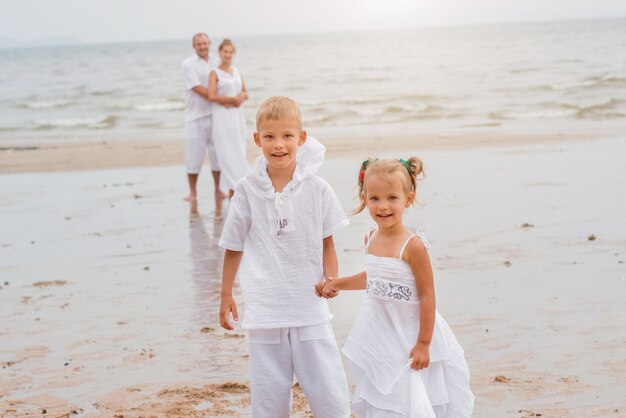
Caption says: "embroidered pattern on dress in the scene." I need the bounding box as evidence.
[366,279,413,301]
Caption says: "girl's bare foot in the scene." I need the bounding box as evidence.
[183,194,197,202]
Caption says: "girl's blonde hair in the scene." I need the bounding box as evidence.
[354,157,424,214]
[219,38,235,51]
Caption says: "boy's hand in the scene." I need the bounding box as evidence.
[219,295,239,330]
[322,277,339,299]
[409,342,430,370]
[314,279,326,297]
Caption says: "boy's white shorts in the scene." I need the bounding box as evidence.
[248,322,350,418]
[184,115,219,174]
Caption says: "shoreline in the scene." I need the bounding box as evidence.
[0,129,618,174]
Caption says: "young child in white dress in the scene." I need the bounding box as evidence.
[316,158,474,417]
[219,96,350,417]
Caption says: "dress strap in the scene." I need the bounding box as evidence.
[398,234,416,259]
[364,228,377,253]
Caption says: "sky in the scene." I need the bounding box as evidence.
[1,0,626,44]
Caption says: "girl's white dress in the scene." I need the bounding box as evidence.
[211,66,249,191]
[342,231,474,417]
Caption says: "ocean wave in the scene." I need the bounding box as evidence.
[89,89,119,96]
[550,80,598,90]
[549,73,626,91]
[19,99,71,109]
[509,68,541,74]
[384,104,443,114]
[138,121,183,129]
[301,94,443,108]
[489,99,625,120]
[34,115,117,130]
[305,105,454,126]
[135,100,184,111]
[490,109,577,120]
[573,99,625,119]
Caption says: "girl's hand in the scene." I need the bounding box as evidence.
[322,278,339,298]
[409,342,430,370]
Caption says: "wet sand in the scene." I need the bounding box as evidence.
[1,135,625,417]
[0,128,615,174]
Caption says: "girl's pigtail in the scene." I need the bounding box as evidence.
[354,158,376,214]
[407,156,424,180]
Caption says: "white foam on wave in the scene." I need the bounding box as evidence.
[135,100,184,111]
[34,115,117,129]
[20,100,71,109]
[550,80,597,90]
[490,109,577,120]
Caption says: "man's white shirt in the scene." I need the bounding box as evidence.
[181,54,220,122]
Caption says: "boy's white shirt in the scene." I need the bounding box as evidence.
[218,136,349,329]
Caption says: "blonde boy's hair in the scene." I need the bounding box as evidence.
[256,96,302,130]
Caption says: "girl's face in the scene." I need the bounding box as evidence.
[219,45,235,64]
[362,173,414,229]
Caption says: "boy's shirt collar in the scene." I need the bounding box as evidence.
[248,136,326,199]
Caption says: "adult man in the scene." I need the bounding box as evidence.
[181,33,228,202]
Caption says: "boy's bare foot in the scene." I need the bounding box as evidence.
[183,195,197,202]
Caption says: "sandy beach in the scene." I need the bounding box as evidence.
[1,130,625,417]
[0,128,616,174]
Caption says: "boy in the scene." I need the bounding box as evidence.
[219,96,350,417]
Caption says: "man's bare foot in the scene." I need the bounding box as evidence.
[183,195,197,202]
[190,200,199,215]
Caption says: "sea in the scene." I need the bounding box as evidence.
[1,18,625,144]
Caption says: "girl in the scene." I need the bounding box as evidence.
[208,39,249,199]
[317,158,474,417]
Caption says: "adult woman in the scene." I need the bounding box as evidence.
[207,39,249,198]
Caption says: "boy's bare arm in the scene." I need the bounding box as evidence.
[315,236,339,297]
[322,236,338,279]
[220,249,243,330]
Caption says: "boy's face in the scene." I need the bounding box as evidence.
[254,118,307,171]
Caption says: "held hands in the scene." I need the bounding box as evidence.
[235,91,247,106]
[314,277,339,299]
[409,341,430,370]
[219,294,239,330]
[226,93,246,108]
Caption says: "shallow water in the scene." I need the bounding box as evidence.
[1,18,625,143]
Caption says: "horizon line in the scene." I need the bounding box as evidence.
[1,15,625,51]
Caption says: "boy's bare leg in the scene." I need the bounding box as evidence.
[184,173,199,201]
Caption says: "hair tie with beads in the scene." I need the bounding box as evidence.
[359,159,376,182]
[399,158,412,173]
